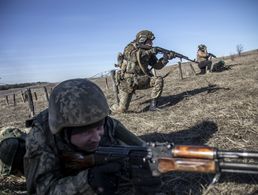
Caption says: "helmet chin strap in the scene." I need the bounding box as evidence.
[145,42,152,47]
[61,128,72,145]
[61,128,90,154]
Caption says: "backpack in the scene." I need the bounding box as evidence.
[0,128,27,176]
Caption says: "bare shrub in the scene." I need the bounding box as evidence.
[236,44,243,56]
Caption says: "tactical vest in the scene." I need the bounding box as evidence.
[197,49,209,62]
[122,42,153,77]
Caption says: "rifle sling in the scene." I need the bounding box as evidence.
[136,49,152,77]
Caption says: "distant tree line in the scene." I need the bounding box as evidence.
[0,82,48,91]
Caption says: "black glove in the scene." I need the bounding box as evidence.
[161,54,169,65]
[150,47,158,54]
[88,162,122,195]
[167,52,175,60]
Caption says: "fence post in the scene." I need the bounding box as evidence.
[189,63,197,75]
[21,90,25,103]
[26,88,35,117]
[110,70,119,104]
[178,62,183,80]
[34,92,38,101]
[13,94,16,106]
[5,96,9,105]
[105,77,109,90]
[43,86,49,102]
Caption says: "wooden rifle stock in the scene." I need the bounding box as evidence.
[172,145,216,159]
[61,153,95,170]
[158,157,217,174]
[155,145,258,175]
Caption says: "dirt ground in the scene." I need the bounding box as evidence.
[0,49,258,194]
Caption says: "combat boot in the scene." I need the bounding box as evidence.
[149,99,158,111]
[110,91,133,114]
[110,104,126,114]
[206,65,212,73]
[199,68,206,75]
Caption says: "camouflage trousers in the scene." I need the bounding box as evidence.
[198,60,212,73]
[198,60,227,74]
[115,75,163,112]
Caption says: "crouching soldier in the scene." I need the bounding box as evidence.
[197,44,227,74]
[111,30,174,113]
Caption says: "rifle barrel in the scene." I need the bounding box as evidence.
[221,169,258,174]
[217,151,258,159]
[219,161,258,173]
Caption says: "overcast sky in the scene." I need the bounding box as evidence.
[0,0,258,84]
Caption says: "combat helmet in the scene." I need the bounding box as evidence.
[198,44,207,50]
[48,78,109,134]
[136,30,155,44]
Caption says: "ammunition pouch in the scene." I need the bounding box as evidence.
[117,52,124,68]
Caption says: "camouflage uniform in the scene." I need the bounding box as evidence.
[197,44,226,74]
[113,30,170,113]
[196,44,212,74]
[0,128,26,176]
[24,79,145,195]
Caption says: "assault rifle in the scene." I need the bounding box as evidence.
[136,44,197,64]
[208,53,217,58]
[154,47,197,63]
[62,143,258,184]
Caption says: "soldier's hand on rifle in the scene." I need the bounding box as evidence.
[161,54,169,65]
[88,162,122,194]
[167,51,176,60]
[150,47,158,54]
[161,52,175,65]
[208,53,217,58]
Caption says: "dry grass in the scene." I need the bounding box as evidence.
[1,49,258,194]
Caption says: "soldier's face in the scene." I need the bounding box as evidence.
[70,121,105,152]
[145,39,153,46]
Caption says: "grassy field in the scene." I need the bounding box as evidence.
[1,49,258,194]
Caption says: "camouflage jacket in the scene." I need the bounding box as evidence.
[122,41,167,76]
[24,109,145,195]
[197,49,210,62]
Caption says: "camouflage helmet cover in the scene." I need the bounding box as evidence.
[198,44,207,50]
[136,30,155,43]
[48,79,109,134]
